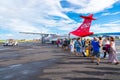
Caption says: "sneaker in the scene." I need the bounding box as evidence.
[96,62,99,65]
[115,62,119,65]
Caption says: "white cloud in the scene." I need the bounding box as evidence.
[101,12,120,16]
[0,0,71,28]
[91,20,120,33]
[0,34,14,40]
[0,0,75,39]
[0,33,41,40]
[0,0,119,39]
[64,0,119,13]
[110,20,120,23]
[0,18,49,33]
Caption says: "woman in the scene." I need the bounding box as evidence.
[70,39,75,53]
[102,37,110,58]
[85,39,91,57]
[98,37,103,57]
[109,36,119,65]
[98,37,103,47]
[74,38,81,56]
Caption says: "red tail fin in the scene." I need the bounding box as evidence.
[70,14,96,37]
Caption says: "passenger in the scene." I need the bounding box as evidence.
[91,37,101,65]
[63,38,68,50]
[67,39,71,51]
[56,39,60,47]
[85,39,91,57]
[98,37,103,47]
[74,38,81,56]
[59,39,63,48]
[70,38,75,53]
[81,38,86,57]
[61,39,64,48]
[98,37,103,58]
[102,37,110,58]
[89,39,93,57]
[109,36,119,65]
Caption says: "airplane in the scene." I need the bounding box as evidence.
[69,14,120,38]
[20,14,120,42]
[20,14,96,41]
[92,32,120,37]
[69,14,95,37]
[19,32,68,44]
[19,32,56,36]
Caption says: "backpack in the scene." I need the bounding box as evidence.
[75,41,81,48]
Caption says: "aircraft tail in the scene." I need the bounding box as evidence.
[70,14,96,37]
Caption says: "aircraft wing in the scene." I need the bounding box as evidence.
[19,32,56,35]
[19,32,69,39]
[92,32,120,36]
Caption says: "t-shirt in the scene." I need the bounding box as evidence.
[91,40,100,52]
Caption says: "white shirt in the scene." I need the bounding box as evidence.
[105,40,110,44]
[111,41,116,51]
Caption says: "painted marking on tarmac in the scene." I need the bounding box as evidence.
[3,75,13,79]
[9,64,22,68]
[21,70,35,75]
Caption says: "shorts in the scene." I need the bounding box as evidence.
[92,51,100,58]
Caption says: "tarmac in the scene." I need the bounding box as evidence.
[0,41,120,80]
[38,54,120,80]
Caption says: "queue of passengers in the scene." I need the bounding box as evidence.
[56,36,119,65]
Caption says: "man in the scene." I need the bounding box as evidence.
[91,37,101,65]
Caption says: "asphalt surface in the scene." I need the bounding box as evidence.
[0,41,120,80]
[0,42,68,80]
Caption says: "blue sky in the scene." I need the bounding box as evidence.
[0,0,120,39]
